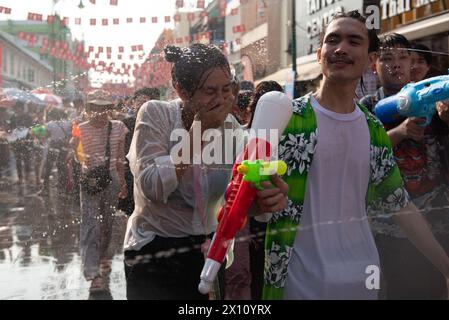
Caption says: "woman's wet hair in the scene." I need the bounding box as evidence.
[164,43,231,97]
[319,10,380,53]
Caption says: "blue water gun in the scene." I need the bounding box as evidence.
[373,71,449,126]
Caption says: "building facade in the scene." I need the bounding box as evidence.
[0,30,53,90]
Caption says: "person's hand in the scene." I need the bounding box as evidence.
[255,174,289,214]
[437,101,449,124]
[193,95,234,132]
[118,182,128,199]
[396,117,426,142]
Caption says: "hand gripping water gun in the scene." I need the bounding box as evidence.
[198,91,293,295]
[373,72,449,126]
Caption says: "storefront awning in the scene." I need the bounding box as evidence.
[392,12,449,41]
[256,60,321,86]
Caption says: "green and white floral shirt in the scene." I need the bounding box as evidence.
[263,94,410,300]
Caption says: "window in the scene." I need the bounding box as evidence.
[28,68,35,83]
[2,49,7,73]
[9,52,14,76]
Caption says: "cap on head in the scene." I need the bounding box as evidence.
[86,89,113,106]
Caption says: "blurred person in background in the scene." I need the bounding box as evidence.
[0,107,11,186]
[40,108,72,196]
[118,87,160,216]
[68,89,128,292]
[410,43,432,82]
[9,101,33,189]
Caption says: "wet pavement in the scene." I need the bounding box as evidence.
[0,171,128,300]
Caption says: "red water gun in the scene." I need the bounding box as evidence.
[198,91,292,295]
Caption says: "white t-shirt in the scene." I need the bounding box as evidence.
[283,96,380,300]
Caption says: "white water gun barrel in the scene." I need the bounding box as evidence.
[198,258,222,295]
[247,91,293,160]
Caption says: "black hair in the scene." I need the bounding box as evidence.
[240,80,255,91]
[237,90,253,111]
[379,33,411,51]
[133,87,161,100]
[320,10,380,53]
[164,43,231,97]
[13,101,25,109]
[410,43,433,65]
[248,81,284,128]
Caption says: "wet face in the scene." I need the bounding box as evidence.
[317,18,370,84]
[375,46,411,90]
[188,67,233,112]
[410,52,430,82]
[86,103,110,122]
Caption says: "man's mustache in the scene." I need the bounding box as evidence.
[328,55,354,64]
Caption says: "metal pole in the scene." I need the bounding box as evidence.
[291,0,297,98]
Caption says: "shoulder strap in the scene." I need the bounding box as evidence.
[105,121,112,167]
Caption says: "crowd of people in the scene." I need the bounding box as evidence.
[1,9,449,300]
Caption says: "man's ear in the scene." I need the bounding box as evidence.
[317,47,322,64]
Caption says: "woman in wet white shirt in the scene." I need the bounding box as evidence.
[123,43,288,300]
